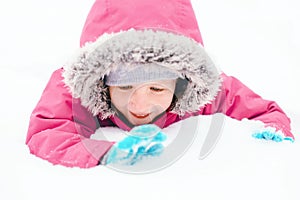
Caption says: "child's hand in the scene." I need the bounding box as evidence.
[102,124,167,165]
[252,127,294,142]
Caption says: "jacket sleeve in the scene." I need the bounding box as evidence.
[26,68,114,168]
[202,72,294,140]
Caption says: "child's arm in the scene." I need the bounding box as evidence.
[202,72,295,141]
[26,68,114,168]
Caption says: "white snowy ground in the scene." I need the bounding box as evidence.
[0,0,299,200]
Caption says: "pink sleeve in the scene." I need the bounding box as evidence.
[202,73,294,139]
[26,68,114,168]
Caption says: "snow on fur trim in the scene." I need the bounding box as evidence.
[63,29,221,119]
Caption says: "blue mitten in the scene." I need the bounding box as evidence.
[103,124,167,165]
[252,127,294,142]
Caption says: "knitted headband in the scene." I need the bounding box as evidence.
[105,63,180,86]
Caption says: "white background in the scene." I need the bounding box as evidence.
[0,0,299,200]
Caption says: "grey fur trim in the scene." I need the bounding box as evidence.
[62,29,221,119]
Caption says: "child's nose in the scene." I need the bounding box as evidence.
[128,88,151,112]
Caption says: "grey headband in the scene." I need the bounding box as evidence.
[106,63,180,86]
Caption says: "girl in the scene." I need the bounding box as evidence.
[26,0,295,168]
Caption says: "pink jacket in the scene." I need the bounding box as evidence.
[26,0,294,168]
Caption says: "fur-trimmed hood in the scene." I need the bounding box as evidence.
[62,0,221,119]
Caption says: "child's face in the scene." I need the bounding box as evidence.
[109,80,176,125]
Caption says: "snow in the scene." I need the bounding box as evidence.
[0,0,299,200]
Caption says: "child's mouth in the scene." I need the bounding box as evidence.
[130,112,150,119]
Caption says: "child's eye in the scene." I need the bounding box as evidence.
[150,87,164,92]
[118,85,133,90]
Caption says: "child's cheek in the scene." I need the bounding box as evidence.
[110,88,131,109]
[154,92,174,110]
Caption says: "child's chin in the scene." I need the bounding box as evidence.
[130,118,152,126]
